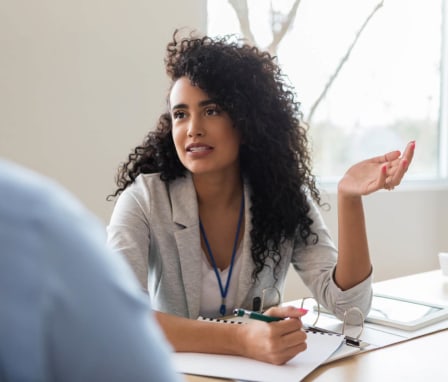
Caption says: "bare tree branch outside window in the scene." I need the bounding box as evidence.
[227,0,384,123]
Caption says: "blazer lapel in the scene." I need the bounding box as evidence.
[171,175,203,318]
[235,182,258,308]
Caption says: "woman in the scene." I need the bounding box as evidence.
[107,31,415,365]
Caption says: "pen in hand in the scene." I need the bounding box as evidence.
[233,308,282,322]
[233,308,308,323]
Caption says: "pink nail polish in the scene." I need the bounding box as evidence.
[298,308,308,315]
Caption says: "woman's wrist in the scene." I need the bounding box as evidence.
[337,183,363,204]
[230,322,249,357]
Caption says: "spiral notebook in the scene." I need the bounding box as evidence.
[172,316,361,382]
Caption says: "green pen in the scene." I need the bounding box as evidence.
[233,308,282,323]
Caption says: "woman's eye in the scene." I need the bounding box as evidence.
[205,107,220,116]
[173,110,186,119]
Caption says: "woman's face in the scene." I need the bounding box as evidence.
[170,77,241,178]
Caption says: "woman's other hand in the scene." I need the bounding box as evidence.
[236,306,308,365]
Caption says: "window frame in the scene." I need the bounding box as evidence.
[439,0,448,179]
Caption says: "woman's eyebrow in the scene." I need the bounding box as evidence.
[171,99,216,111]
[198,99,216,107]
[171,103,188,111]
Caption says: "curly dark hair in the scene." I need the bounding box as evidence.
[108,30,321,279]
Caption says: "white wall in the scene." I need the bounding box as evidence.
[284,186,448,301]
[1,1,447,300]
[0,0,206,221]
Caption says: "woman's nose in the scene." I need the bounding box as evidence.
[187,116,205,137]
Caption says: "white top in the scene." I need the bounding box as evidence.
[200,245,244,317]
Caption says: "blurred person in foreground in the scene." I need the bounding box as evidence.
[0,159,182,382]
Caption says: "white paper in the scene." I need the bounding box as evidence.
[172,331,344,382]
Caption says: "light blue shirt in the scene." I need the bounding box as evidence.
[0,160,181,382]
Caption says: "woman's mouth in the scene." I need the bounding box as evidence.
[186,144,213,153]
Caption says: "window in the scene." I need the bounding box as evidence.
[207,0,447,183]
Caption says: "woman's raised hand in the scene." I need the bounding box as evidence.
[338,141,415,197]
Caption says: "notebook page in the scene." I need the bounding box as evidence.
[172,329,344,382]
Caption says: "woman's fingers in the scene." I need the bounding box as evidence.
[241,309,308,365]
[339,140,416,196]
[382,141,415,190]
[258,320,308,365]
[264,305,308,320]
[403,140,416,165]
[381,150,402,163]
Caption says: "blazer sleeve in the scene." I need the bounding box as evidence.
[107,186,152,291]
[291,199,373,320]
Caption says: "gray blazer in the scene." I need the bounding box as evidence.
[107,173,372,320]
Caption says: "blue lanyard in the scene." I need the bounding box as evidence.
[199,191,245,316]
